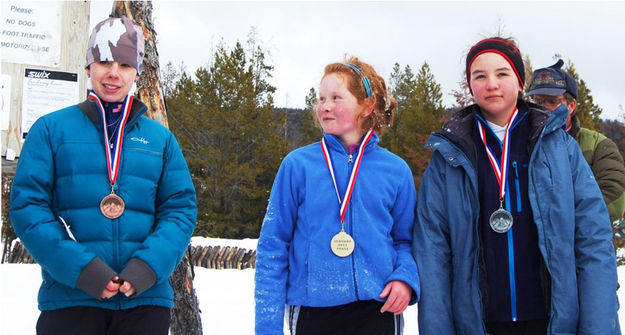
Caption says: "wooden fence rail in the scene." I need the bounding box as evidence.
[3,240,256,270]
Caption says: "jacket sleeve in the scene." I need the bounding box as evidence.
[121,132,197,295]
[384,162,420,304]
[568,136,620,334]
[10,117,114,294]
[590,137,625,223]
[412,153,457,335]
[255,156,298,335]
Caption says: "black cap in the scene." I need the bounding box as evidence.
[527,59,578,100]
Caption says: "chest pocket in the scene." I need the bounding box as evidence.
[122,146,165,184]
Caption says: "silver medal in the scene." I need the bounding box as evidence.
[489,208,513,233]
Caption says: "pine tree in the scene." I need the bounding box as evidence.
[161,61,184,99]
[167,39,286,239]
[566,62,603,130]
[523,54,533,93]
[415,63,446,132]
[281,87,320,152]
[450,75,473,110]
[299,88,321,145]
[382,63,416,154]
[383,62,445,186]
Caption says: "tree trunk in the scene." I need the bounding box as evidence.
[112,1,169,127]
[1,174,16,264]
[110,2,201,334]
[170,248,203,335]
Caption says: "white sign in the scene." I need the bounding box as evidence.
[1,74,11,131]
[21,68,78,137]
[1,1,61,67]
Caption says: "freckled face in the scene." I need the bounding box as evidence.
[87,61,138,102]
[316,73,369,146]
[469,52,521,125]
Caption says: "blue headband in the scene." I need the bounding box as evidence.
[343,62,372,97]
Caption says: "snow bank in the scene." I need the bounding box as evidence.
[2,254,624,334]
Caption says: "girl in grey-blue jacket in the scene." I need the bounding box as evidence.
[255,58,419,335]
[414,36,619,335]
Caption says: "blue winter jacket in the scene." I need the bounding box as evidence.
[10,98,197,311]
[255,133,420,334]
[413,102,620,334]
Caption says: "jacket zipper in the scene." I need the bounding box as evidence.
[111,183,120,263]
[506,168,518,321]
[347,152,359,300]
[112,157,121,310]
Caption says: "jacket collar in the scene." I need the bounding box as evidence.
[77,96,148,129]
[322,131,380,154]
[428,99,561,165]
[538,102,568,137]
[568,114,581,137]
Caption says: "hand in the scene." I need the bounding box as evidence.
[119,280,136,297]
[379,280,412,315]
[101,276,121,299]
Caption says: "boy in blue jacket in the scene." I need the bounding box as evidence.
[10,16,197,335]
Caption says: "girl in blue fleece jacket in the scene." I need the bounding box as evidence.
[255,57,420,335]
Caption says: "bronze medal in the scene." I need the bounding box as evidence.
[90,93,132,220]
[100,193,125,219]
[330,231,355,257]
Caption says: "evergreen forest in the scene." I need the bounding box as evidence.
[162,35,625,258]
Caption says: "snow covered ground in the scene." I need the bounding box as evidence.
[1,238,623,334]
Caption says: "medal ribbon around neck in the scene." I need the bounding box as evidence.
[320,129,374,225]
[88,91,133,187]
[476,108,518,202]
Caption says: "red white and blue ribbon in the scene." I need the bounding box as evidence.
[88,91,132,187]
[476,108,518,200]
[321,129,374,223]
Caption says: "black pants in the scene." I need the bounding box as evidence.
[288,300,403,335]
[485,318,549,335]
[36,305,171,335]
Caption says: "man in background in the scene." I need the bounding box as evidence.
[528,59,625,223]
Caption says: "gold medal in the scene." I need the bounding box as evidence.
[330,230,355,257]
[100,193,125,219]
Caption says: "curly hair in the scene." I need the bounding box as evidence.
[321,57,396,136]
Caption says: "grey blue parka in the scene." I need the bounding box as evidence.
[413,102,619,334]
